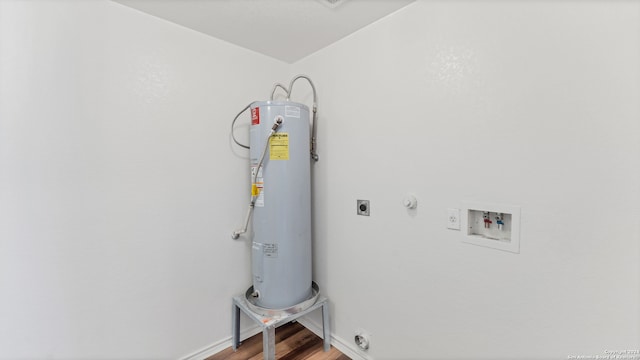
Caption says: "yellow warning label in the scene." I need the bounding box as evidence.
[251,184,260,196]
[269,133,289,160]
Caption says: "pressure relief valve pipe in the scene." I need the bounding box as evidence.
[231,116,283,239]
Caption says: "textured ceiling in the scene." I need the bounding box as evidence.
[112,0,414,63]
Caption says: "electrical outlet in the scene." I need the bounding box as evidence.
[357,200,370,216]
[447,208,460,230]
[354,329,371,350]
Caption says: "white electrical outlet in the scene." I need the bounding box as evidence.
[447,208,461,230]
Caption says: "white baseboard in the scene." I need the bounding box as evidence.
[178,325,262,360]
[296,316,372,360]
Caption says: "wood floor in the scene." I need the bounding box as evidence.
[207,321,351,360]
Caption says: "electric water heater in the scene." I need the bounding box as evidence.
[248,101,312,309]
[231,76,319,313]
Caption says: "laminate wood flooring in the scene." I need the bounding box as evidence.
[207,321,351,360]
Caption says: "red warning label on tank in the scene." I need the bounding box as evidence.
[251,107,260,125]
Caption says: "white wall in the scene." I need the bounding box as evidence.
[292,1,640,359]
[2,1,639,359]
[0,1,287,358]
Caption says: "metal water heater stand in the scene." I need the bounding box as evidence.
[232,288,331,360]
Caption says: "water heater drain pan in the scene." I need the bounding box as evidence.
[245,282,319,317]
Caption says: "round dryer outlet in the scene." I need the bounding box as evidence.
[354,329,371,351]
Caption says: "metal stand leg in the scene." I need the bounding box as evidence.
[232,302,240,351]
[322,301,331,352]
[263,325,276,360]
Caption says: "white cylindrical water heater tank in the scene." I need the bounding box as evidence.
[249,101,312,309]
